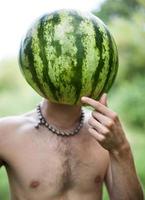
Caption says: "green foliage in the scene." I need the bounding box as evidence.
[94,0,144,23]
[107,10,145,129]
[0,168,9,200]
[0,58,41,116]
[109,76,145,129]
[0,59,20,92]
[109,11,145,84]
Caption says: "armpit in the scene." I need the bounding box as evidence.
[0,159,4,167]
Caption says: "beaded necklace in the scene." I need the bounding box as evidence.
[35,104,84,136]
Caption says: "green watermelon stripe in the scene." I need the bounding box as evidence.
[51,14,62,58]
[37,16,58,101]
[101,27,114,93]
[90,20,104,98]
[24,36,47,96]
[70,14,85,104]
[107,41,118,90]
[49,13,63,100]
[19,43,24,71]
[112,41,119,79]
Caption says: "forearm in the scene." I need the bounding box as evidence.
[109,141,144,200]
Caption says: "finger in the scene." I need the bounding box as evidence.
[92,111,114,129]
[88,117,109,135]
[99,93,108,106]
[81,96,116,119]
[88,127,105,142]
[81,96,103,109]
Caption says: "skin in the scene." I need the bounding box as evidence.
[0,93,144,200]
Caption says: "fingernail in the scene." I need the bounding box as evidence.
[81,97,86,101]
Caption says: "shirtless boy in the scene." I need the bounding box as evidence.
[0,93,144,200]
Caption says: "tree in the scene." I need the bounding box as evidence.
[93,0,143,23]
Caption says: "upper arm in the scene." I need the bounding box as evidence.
[0,117,12,167]
[0,116,21,166]
[0,119,5,167]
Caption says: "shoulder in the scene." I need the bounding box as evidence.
[0,115,23,130]
[0,110,37,148]
[0,111,37,164]
[0,110,36,132]
[0,116,22,139]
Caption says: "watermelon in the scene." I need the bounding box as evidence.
[19,9,118,105]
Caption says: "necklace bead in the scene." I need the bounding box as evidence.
[35,104,84,137]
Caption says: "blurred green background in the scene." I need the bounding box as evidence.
[0,0,145,199]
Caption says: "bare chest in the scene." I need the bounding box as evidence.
[6,128,109,198]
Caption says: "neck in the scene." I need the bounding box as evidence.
[40,99,82,130]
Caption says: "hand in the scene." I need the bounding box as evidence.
[81,94,128,152]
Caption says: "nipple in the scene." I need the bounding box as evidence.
[30,180,40,188]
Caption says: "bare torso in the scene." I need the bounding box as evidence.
[0,109,109,200]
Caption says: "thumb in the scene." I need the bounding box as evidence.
[99,93,108,106]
